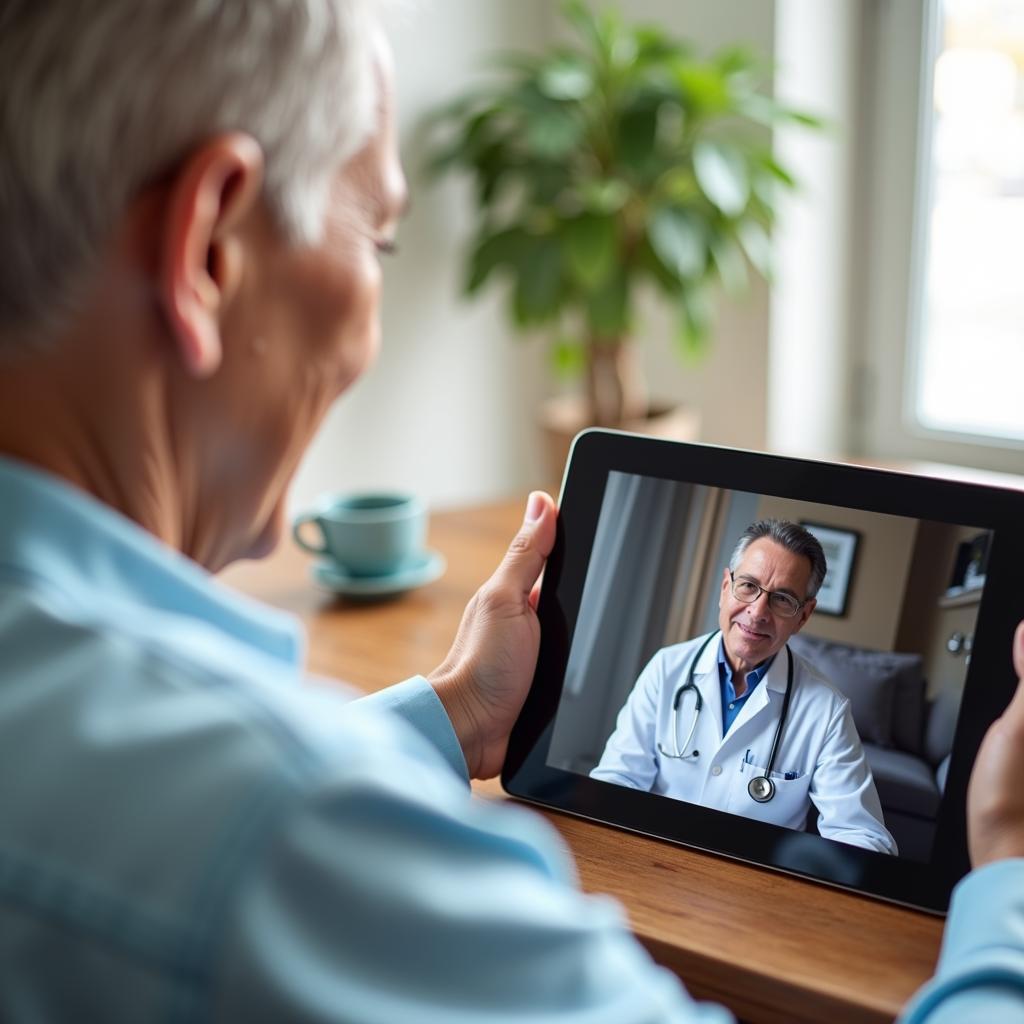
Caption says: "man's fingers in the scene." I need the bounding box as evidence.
[494,491,556,598]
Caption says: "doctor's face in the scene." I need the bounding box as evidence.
[718,539,816,673]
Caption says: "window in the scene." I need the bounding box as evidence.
[914,0,1024,442]
[855,0,1024,473]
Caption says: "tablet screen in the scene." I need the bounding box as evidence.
[503,432,1024,912]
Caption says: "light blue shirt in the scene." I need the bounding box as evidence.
[0,456,1022,1022]
[0,456,724,1022]
[717,640,773,735]
[900,859,1024,1022]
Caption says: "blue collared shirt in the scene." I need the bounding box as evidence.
[0,456,728,1023]
[717,640,774,735]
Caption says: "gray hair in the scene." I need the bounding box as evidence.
[728,519,828,599]
[0,0,380,341]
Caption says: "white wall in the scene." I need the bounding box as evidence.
[290,1,550,514]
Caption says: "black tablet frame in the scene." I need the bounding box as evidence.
[502,431,1024,914]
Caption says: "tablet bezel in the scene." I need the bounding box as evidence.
[502,430,1024,914]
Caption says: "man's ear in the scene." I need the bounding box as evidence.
[159,133,264,378]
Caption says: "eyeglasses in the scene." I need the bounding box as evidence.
[729,571,808,619]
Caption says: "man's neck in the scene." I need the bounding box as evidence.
[723,648,767,699]
[0,324,187,556]
[730,665,759,699]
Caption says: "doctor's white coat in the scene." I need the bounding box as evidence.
[590,633,897,854]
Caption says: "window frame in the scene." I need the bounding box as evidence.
[853,0,1024,471]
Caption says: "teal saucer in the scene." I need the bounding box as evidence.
[311,549,446,599]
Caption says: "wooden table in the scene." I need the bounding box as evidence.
[220,498,943,1024]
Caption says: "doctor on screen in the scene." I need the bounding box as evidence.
[591,519,896,855]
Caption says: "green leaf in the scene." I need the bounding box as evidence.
[634,25,690,64]
[714,45,761,77]
[674,62,730,115]
[709,232,748,296]
[527,162,573,206]
[737,220,773,279]
[565,212,617,289]
[422,104,502,179]
[579,177,630,214]
[676,285,713,361]
[637,235,680,294]
[735,92,785,128]
[787,109,828,129]
[608,24,638,69]
[648,207,705,280]
[739,93,826,131]
[586,268,630,336]
[538,58,593,101]
[749,152,798,211]
[658,166,701,205]
[562,0,603,53]
[513,233,564,325]
[693,140,749,216]
[464,227,527,294]
[615,98,660,177]
[753,151,797,188]
[467,135,518,207]
[550,337,588,378]
[525,108,585,159]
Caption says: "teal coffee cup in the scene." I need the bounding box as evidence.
[292,493,427,577]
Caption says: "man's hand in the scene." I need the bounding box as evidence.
[428,491,556,779]
[967,620,1024,867]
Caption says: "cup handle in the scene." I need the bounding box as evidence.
[292,512,327,555]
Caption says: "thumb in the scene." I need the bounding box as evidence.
[997,622,1024,726]
[1014,620,1024,681]
[987,623,1024,738]
[493,491,556,598]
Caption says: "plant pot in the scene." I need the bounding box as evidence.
[539,394,701,481]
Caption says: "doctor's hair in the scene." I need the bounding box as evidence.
[0,0,381,344]
[728,520,827,599]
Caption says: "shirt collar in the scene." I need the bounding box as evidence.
[717,635,776,693]
[0,456,303,668]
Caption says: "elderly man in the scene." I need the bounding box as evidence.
[592,520,895,853]
[1,2,1023,1021]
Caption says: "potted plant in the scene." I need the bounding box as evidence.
[426,0,819,460]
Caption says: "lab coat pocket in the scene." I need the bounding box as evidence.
[732,760,811,830]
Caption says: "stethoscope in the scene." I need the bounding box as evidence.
[656,631,795,803]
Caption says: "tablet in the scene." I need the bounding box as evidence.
[502,430,1024,913]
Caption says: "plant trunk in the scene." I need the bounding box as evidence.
[585,337,649,428]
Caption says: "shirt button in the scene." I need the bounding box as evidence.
[711,765,723,776]
[729,703,735,710]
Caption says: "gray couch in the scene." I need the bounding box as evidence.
[788,633,960,861]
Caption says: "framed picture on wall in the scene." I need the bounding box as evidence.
[800,522,860,616]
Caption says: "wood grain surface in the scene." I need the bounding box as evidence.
[220,496,943,1024]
